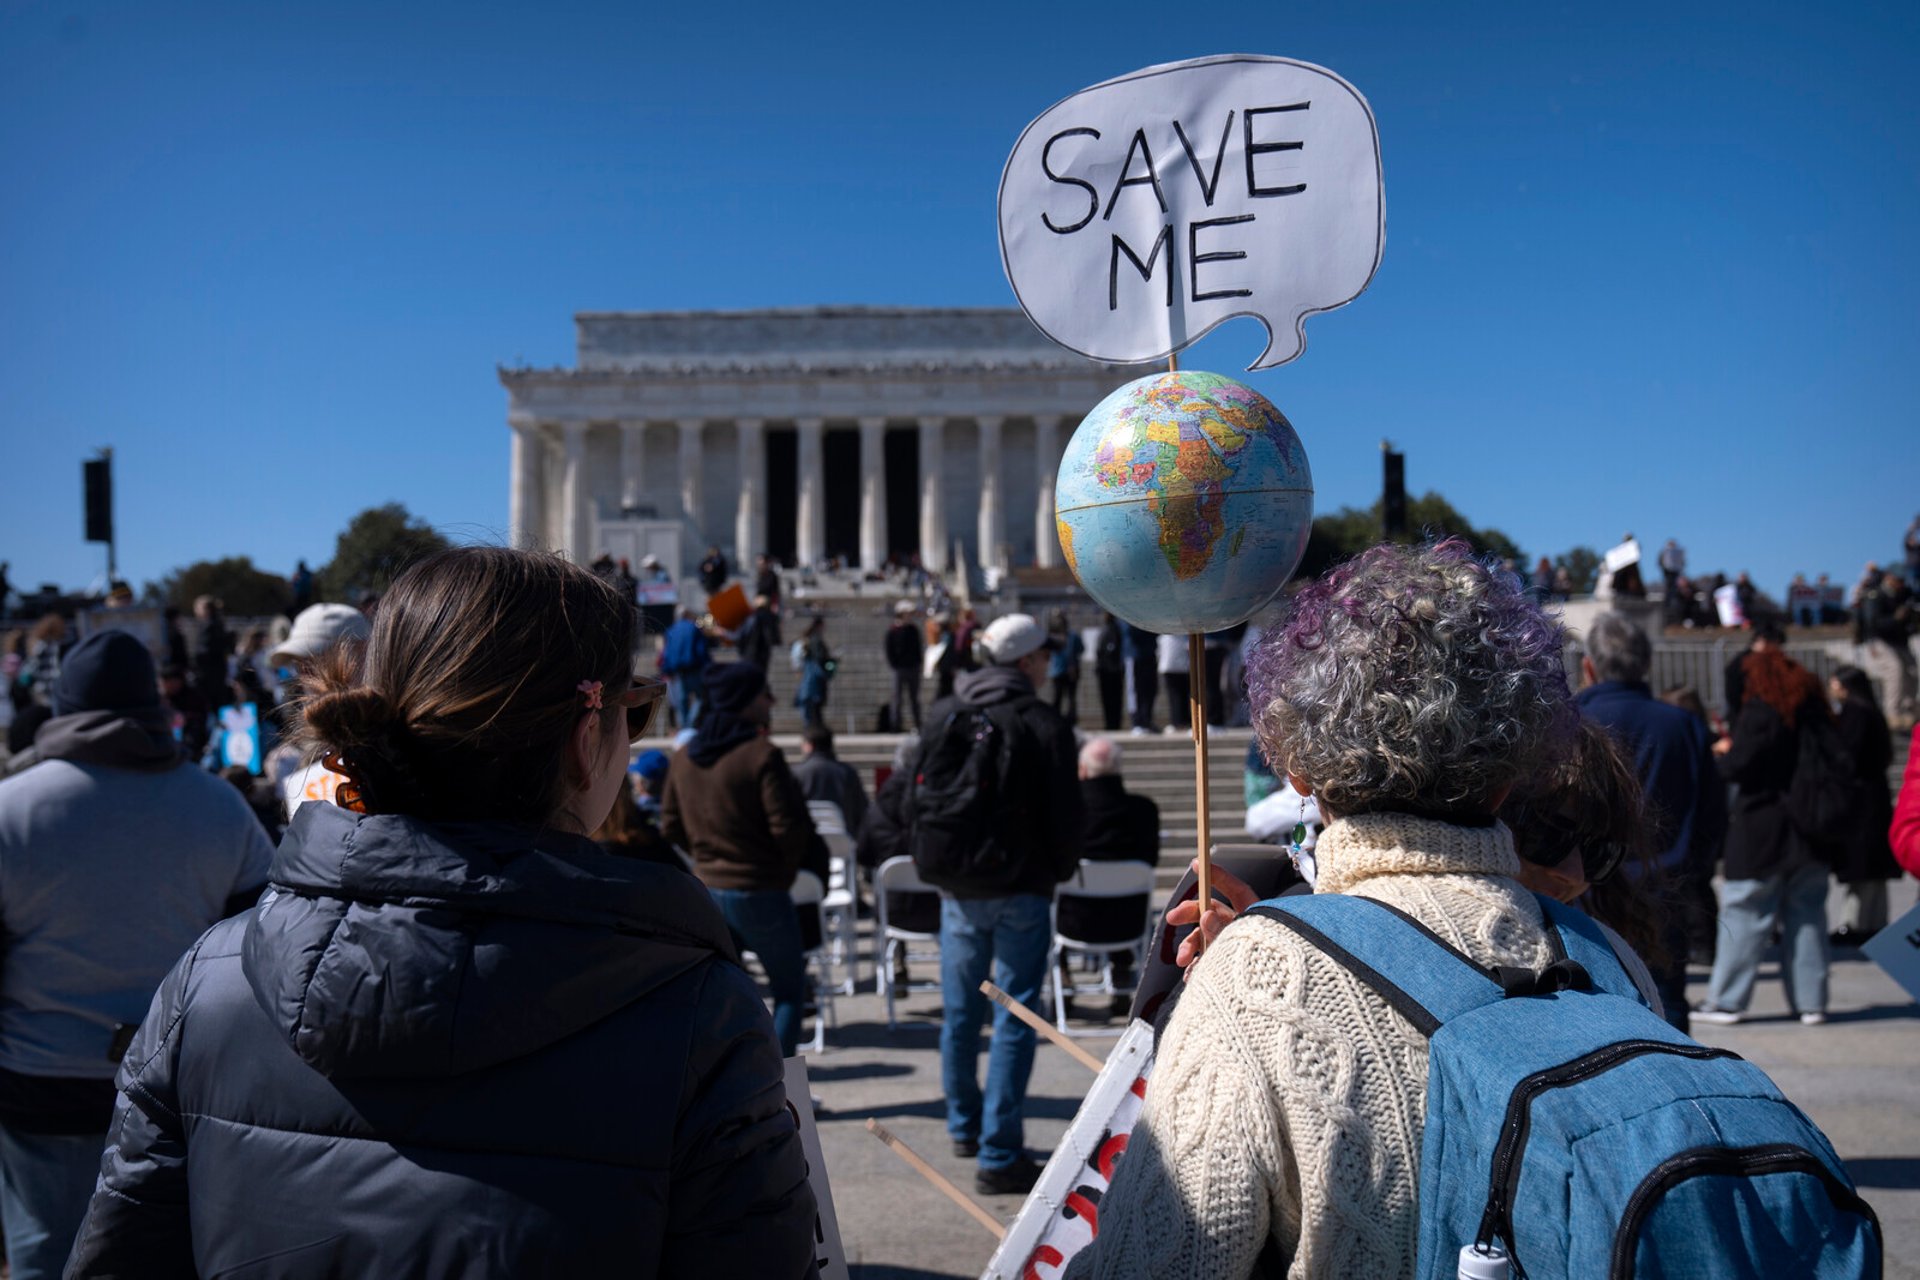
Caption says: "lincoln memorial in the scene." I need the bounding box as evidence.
[498,308,1149,584]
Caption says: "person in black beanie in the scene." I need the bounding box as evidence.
[0,630,272,1279]
[660,662,816,1057]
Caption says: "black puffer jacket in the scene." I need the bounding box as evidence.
[66,803,817,1279]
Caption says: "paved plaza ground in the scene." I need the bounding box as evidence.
[805,877,1920,1279]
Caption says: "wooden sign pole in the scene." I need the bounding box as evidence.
[1187,631,1213,948]
[979,981,1105,1074]
[865,1119,1008,1241]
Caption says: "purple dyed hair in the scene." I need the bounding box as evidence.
[1246,538,1575,817]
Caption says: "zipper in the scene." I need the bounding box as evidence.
[1607,1143,1879,1280]
[1474,1040,1739,1278]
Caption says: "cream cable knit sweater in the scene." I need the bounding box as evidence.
[1063,812,1659,1280]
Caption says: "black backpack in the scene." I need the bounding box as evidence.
[1787,712,1865,855]
[907,702,1023,893]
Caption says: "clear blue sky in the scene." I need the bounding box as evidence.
[4,0,1915,599]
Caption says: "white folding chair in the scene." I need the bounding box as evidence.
[788,869,837,1054]
[802,801,861,994]
[806,799,848,835]
[874,855,943,1032]
[1050,859,1157,1037]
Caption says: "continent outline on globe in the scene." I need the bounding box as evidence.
[1054,370,1313,635]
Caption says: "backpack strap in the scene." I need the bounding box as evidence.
[1535,895,1648,1006]
[1247,895,1508,1036]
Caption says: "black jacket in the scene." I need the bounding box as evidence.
[920,665,1084,900]
[1080,775,1160,865]
[1833,697,1898,884]
[883,622,923,673]
[67,803,817,1279]
[1717,697,1821,881]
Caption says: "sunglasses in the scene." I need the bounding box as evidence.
[1509,803,1631,887]
[611,676,667,741]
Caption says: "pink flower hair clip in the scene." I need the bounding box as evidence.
[576,679,605,710]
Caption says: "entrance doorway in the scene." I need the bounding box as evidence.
[823,429,860,566]
[765,427,797,566]
[883,428,919,564]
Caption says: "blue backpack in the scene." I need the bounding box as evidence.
[1249,893,1882,1279]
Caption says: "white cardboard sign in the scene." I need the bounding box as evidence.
[782,1056,851,1280]
[980,1020,1156,1280]
[1860,901,1920,1005]
[998,54,1384,370]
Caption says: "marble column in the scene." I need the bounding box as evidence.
[795,417,825,569]
[734,418,765,565]
[509,421,543,549]
[917,416,949,573]
[560,422,590,563]
[857,416,887,571]
[1034,414,1064,569]
[677,418,704,544]
[619,421,645,514]
[976,415,1004,573]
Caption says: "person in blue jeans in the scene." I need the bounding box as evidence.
[910,614,1084,1196]
[1696,642,1833,1025]
[660,662,817,1057]
[940,896,1053,1181]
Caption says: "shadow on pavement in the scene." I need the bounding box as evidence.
[1845,1157,1920,1190]
[850,1267,970,1279]
[806,1062,915,1083]
[822,1095,1083,1125]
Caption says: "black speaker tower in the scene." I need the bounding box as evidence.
[83,449,115,579]
[1381,442,1407,540]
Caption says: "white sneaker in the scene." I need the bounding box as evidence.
[1691,1005,1745,1025]
[1129,726,1151,736]
[1799,1011,1827,1026]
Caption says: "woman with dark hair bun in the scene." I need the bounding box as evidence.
[67,547,818,1278]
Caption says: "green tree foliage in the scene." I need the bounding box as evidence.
[1297,491,1525,579]
[317,504,451,603]
[146,557,293,617]
[1553,546,1602,595]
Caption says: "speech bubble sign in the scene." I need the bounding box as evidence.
[999,54,1384,370]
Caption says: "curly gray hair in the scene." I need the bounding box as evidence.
[1246,539,1575,817]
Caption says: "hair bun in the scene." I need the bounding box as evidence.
[303,685,400,752]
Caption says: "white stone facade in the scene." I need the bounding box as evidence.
[499,307,1149,581]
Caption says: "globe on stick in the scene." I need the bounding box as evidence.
[1053,371,1313,635]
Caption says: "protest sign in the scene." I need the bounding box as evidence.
[782,1057,850,1280]
[214,702,262,774]
[999,54,1383,370]
[1603,538,1642,575]
[980,1020,1156,1280]
[1861,901,1920,1005]
[1714,583,1746,628]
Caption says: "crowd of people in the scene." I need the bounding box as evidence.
[0,528,1913,1276]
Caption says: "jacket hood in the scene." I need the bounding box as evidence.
[243,802,738,1080]
[33,709,182,771]
[956,664,1034,707]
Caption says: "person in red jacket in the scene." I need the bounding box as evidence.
[1891,724,1920,878]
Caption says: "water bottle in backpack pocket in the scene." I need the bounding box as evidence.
[1250,894,1882,1280]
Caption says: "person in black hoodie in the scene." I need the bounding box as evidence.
[1827,664,1898,946]
[66,547,817,1279]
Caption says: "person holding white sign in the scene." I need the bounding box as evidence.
[1062,540,1604,1279]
